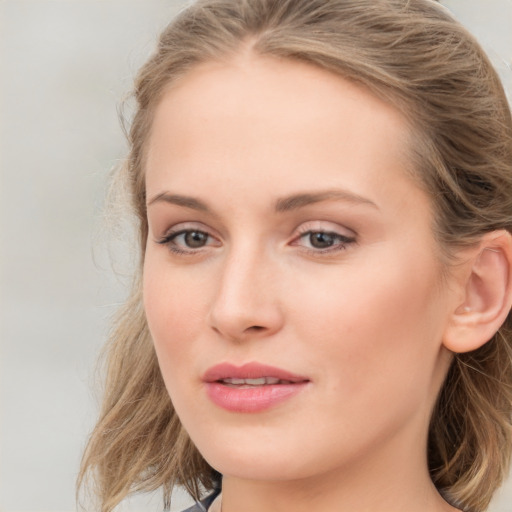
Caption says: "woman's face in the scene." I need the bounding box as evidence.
[143,55,458,483]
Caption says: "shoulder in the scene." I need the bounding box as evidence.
[179,504,205,512]
[179,489,221,512]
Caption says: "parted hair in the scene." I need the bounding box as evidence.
[78,1,512,511]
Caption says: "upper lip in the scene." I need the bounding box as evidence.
[202,362,309,383]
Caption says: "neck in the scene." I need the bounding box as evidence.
[218,427,460,512]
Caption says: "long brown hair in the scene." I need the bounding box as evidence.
[78,1,512,511]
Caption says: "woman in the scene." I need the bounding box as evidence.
[78,1,512,511]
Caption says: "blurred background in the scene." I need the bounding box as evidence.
[1,1,511,511]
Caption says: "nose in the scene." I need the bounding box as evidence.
[208,247,284,342]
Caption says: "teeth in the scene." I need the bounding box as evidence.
[221,377,288,386]
[227,378,246,385]
[244,378,267,385]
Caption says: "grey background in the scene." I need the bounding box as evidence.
[1,1,511,511]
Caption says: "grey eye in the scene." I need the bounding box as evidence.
[183,230,209,248]
[309,232,336,248]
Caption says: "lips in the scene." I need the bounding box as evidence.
[202,362,310,413]
[221,376,289,387]
[203,362,308,382]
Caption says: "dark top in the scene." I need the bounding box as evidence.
[180,489,221,512]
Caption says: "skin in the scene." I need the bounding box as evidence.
[143,53,463,512]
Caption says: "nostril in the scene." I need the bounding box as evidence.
[247,325,265,332]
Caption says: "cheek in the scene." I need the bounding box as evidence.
[290,251,446,398]
[142,255,209,385]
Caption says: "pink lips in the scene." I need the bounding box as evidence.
[203,362,310,413]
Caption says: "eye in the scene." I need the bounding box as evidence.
[292,228,356,254]
[157,228,219,254]
[178,230,210,248]
[307,232,342,249]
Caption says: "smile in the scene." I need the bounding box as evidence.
[203,363,310,413]
[220,377,293,387]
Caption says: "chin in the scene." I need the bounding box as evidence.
[203,450,315,482]
[187,424,335,483]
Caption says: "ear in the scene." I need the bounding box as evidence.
[443,230,512,353]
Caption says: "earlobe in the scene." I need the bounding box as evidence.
[443,231,512,354]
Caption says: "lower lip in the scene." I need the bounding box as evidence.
[205,382,308,413]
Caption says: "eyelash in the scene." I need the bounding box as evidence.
[156,227,356,256]
[293,229,356,255]
[157,229,217,255]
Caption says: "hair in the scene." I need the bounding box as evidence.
[78,1,512,511]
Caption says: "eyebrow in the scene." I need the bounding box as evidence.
[147,188,378,213]
[274,189,378,212]
[147,192,211,212]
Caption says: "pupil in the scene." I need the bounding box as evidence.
[310,232,334,248]
[185,231,208,248]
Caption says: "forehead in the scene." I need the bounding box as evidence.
[149,55,410,157]
[145,54,420,213]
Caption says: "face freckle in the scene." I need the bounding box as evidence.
[142,54,456,487]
